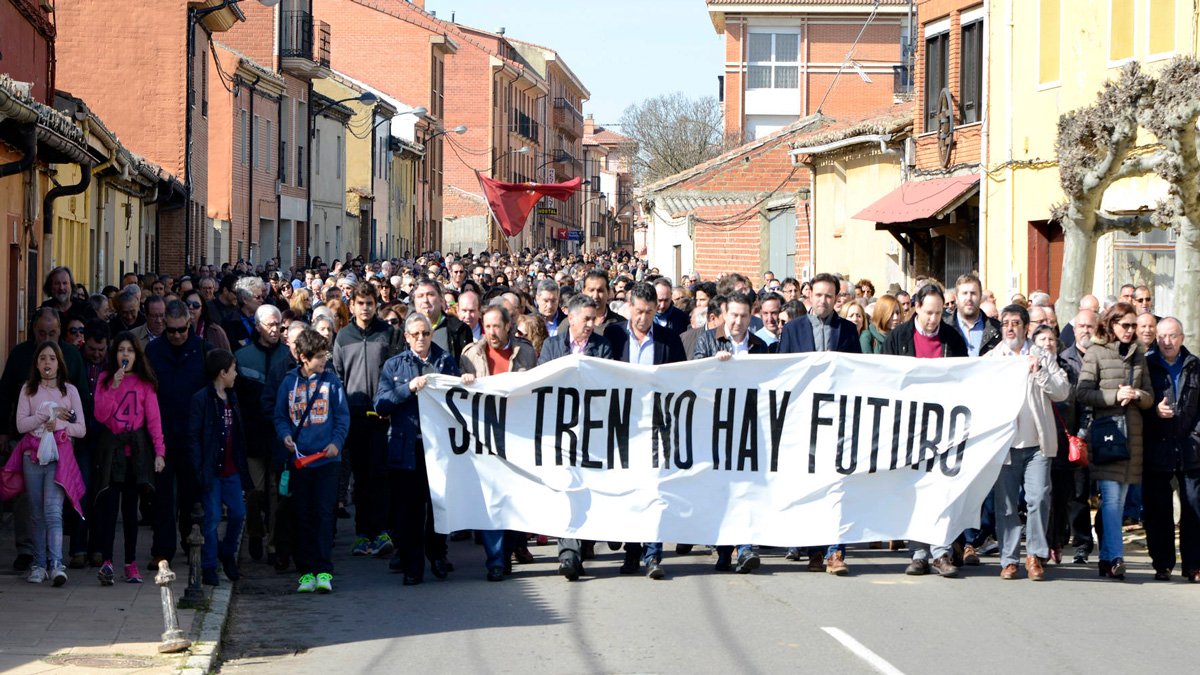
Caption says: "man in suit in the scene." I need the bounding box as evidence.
[130,295,166,350]
[652,277,690,336]
[604,282,686,580]
[777,272,861,575]
[537,294,614,581]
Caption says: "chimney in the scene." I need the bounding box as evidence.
[584,114,596,136]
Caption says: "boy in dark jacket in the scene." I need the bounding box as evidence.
[188,349,252,587]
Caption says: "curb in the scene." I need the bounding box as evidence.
[175,583,234,675]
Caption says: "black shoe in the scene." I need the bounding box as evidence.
[503,558,513,576]
[619,550,640,575]
[335,506,352,520]
[735,551,761,574]
[1154,569,1171,581]
[430,558,451,580]
[1073,552,1088,564]
[403,574,423,586]
[443,559,456,572]
[146,557,167,572]
[388,554,405,572]
[581,541,596,560]
[646,561,665,580]
[67,554,87,570]
[201,568,220,586]
[220,554,240,582]
[559,553,582,581]
[715,555,732,572]
[675,544,694,555]
[487,567,505,582]
[607,541,622,551]
[449,530,472,542]
[13,554,32,572]
[248,537,263,561]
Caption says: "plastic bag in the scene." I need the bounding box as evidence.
[36,403,59,465]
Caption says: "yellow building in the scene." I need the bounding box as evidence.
[984,0,1197,308]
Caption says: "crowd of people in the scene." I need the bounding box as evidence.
[0,250,1196,594]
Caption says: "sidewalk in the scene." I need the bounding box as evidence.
[0,507,226,674]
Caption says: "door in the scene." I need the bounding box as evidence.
[768,207,797,277]
[1028,220,1064,301]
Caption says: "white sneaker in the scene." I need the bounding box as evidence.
[27,565,47,584]
[51,564,68,587]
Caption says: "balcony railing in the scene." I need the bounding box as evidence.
[281,10,314,62]
[512,110,539,142]
[553,97,584,138]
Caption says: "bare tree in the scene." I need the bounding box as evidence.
[1054,58,1200,340]
[617,93,738,186]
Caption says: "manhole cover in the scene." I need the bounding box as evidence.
[43,654,164,669]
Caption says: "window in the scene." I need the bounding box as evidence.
[252,115,261,169]
[1149,0,1175,55]
[336,134,342,179]
[297,100,307,182]
[960,20,983,124]
[281,99,291,184]
[1110,0,1134,61]
[262,119,271,172]
[1039,0,1061,83]
[746,32,799,90]
[923,29,949,131]
[315,128,321,175]
[240,110,248,166]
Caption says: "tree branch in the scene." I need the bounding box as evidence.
[1094,212,1156,236]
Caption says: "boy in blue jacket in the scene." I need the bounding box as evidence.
[273,329,350,594]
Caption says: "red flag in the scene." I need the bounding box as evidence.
[477,174,583,237]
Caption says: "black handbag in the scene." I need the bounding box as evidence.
[1089,414,1129,464]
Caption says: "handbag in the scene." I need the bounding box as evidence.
[1052,404,1089,467]
[1089,414,1129,465]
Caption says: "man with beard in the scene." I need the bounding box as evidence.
[986,307,1070,580]
[458,305,538,581]
[43,267,94,322]
[947,273,1001,357]
[145,300,212,568]
[235,304,292,562]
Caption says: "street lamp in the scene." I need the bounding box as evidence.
[194,0,278,21]
[491,146,530,172]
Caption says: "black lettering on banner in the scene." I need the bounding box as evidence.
[866,397,888,473]
[919,403,944,472]
[736,389,759,472]
[532,386,553,466]
[905,400,919,468]
[941,405,971,476]
[810,392,835,474]
[890,398,904,470]
[471,391,483,454]
[768,390,791,472]
[652,392,674,469]
[482,394,507,459]
[445,387,470,455]
[579,389,605,469]
[673,390,696,469]
[712,388,735,470]
[836,395,859,475]
[555,387,580,466]
[607,388,632,469]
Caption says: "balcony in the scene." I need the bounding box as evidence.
[280,10,331,79]
[512,110,539,143]
[553,148,580,178]
[553,97,584,139]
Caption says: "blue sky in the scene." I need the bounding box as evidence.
[425,0,723,127]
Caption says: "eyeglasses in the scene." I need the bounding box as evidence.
[1135,297,1152,303]
[1117,322,1138,330]
[164,326,189,335]
[407,330,432,338]
[387,318,401,326]
[68,327,86,335]
[185,301,202,310]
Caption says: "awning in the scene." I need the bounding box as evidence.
[853,174,979,225]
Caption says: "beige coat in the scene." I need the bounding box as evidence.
[1076,338,1153,484]
[459,337,537,376]
[987,341,1071,459]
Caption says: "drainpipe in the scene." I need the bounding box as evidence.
[185,13,197,274]
[0,122,36,178]
[34,160,93,318]
[305,81,314,269]
[248,77,258,266]
[978,0,990,290]
[275,86,284,268]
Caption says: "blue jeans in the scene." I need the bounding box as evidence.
[481,530,520,570]
[202,475,246,571]
[995,447,1051,565]
[1098,480,1130,562]
[1123,484,1143,522]
[964,491,996,546]
[23,454,65,569]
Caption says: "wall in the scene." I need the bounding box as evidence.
[312,111,347,263]
[811,147,905,285]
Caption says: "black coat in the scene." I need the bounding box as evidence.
[881,319,968,358]
[538,330,614,364]
[693,325,771,359]
[604,322,687,365]
[942,313,1002,356]
[778,314,862,354]
[654,306,690,336]
[1144,348,1200,473]
[188,386,253,495]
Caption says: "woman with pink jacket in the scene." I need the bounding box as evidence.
[1,342,86,586]
[92,332,166,586]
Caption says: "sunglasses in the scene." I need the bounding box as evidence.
[185,301,202,310]
[68,327,86,335]
[407,330,432,338]
[165,326,189,335]
[1117,322,1138,330]
[387,318,401,326]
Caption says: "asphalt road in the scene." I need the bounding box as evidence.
[218,527,1196,675]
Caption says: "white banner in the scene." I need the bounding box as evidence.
[417,353,1027,547]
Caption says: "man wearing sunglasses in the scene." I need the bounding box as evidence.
[145,300,214,570]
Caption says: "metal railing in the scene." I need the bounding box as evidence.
[512,110,539,142]
[280,10,314,61]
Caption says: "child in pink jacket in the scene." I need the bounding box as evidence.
[2,342,87,586]
[92,332,165,586]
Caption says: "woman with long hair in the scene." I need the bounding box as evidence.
[839,301,867,336]
[289,287,314,322]
[183,288,231,352]
[92,332,166,585]
[515,314,548,359]
[1076,302,1153,580]
[861,295,901,354]
[2,342,87,586]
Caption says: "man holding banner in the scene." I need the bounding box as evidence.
[537,294,614,581]
[604,282,687,580]
[883,283,969,577]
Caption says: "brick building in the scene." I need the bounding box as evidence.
[850,0,984,284]
[708,0,912,141]
[55,0,247,274]
[581,116,637,252]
